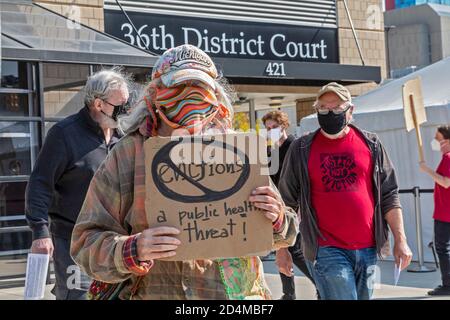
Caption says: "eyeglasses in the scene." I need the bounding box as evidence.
[102,99,130,111]
[314,102,353,115]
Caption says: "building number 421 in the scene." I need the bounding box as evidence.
[264,62,286,77]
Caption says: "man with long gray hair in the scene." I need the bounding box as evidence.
[25,68,131,299]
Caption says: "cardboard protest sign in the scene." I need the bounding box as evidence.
[144,132,273,261]
[402,77,427,161]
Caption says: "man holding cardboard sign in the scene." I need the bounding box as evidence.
[71,45,298,300]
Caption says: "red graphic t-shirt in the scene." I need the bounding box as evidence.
[433,152,450,223]
[308,127,375,250]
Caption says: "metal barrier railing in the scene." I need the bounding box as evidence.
[399,187,436,273]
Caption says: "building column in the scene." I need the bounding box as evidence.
[337,0,387,96]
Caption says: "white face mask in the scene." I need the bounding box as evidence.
[269,127,282,143]
[431,139,441,152]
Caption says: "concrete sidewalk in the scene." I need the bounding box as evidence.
[0,258,448,300]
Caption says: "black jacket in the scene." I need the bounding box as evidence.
[278,125,402,262]
[270,134,295,187]
[25,106,120,240]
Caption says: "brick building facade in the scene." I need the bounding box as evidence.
[32,0,387,128]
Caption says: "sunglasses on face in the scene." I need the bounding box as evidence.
[102,99,130,110]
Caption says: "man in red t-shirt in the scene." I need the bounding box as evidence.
[279,82,413,300]
[308,123,376,251]
[419,125,450,296]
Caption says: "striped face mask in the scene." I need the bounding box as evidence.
[145,84,228,135]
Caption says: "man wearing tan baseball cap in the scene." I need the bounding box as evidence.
[316,82,352,104]
[278,82,413,300]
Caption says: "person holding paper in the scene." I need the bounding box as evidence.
[25,68,131,299]
[278,82,413,300]
[419,125,450,296]
[70,44,298,300]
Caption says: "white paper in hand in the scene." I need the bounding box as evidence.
[394,258,402,286]
[24,253,50,300]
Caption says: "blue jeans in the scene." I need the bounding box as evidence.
[307,246,378,300]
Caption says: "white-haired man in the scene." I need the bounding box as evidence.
[25,68,130,299]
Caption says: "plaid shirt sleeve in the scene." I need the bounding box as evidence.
[272,205,297,250]
[269,179,298,250]
[71,134,152,283]
[272,210,285,233]
[122,235,154,275]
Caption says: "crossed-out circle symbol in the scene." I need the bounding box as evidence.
[151,137,250,203]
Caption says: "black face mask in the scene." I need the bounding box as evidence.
[317,111,348,135]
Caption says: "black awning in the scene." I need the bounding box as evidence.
[213,57,382,86]
[0,1,157,67]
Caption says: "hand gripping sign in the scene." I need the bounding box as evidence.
[144,132,273,261]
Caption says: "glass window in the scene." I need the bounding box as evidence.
[0,181,31,254]
[0,59,38,261]
[1,60,29,89]
[0,122,40,177]
[43,89,83,118]
[0,93,32,117]
[0,181,27,218]
[43,63,89,118]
